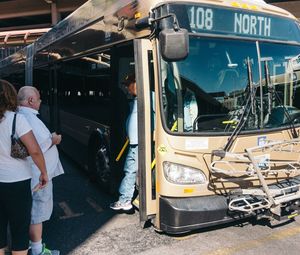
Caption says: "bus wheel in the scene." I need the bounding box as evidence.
[88,137,111,190]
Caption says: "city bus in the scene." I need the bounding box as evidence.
[1,0,300,233]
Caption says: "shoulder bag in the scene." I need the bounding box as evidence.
[11,113,29,159]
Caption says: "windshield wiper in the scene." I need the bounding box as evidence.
[247,57,256,117]
[264,60,273,116]
[223,57,256,152]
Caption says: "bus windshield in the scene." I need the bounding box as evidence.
[160,36,300,133]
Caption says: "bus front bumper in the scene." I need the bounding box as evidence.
[159,176,300,233]
[159,195,246,233]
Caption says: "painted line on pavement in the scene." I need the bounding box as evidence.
[59,201,83,219]
[86,197,104,213]
[174,233,198,240]
[207,226,300,255]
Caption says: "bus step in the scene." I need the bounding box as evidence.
[133,196,139,209]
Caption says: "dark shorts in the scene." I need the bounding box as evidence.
[0,179,32,251]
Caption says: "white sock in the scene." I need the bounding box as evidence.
[31,240,43,255]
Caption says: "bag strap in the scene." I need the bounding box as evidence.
[11,113,17,141]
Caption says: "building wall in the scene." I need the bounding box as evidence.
[0,0,88,30]
[0,0,88,59]
[267,0,300,19]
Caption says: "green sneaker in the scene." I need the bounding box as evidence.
[39,244,60,255]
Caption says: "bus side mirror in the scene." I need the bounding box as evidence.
[159,28,189,62]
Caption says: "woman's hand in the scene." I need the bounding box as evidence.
[20,131,48,184]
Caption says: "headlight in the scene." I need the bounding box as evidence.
[163,161,207,184]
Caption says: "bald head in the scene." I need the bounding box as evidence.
[18,86,41,110]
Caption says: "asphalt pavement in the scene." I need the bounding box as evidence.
[42,155,300,255]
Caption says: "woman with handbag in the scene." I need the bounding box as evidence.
[0,79,48,255]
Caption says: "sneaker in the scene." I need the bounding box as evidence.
[38,244,60,255]
[110,200,132,211]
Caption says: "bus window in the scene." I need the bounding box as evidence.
[259,42,300,128]
[161,37,260,133]
[33,67,51,126]
[57,51,111,124]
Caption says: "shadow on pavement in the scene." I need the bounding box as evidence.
[42,157,119,255]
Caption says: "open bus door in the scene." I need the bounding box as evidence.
[49,64,59,132]
[134,39,157,222]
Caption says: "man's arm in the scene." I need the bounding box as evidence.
[51,132,62,145]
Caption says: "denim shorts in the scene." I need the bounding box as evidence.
[31,181,53,224]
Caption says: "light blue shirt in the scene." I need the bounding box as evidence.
[18,106,64,187]
[126,98,138,145]
[184,89,198,132]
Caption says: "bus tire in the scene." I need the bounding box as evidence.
[88,132,111,191]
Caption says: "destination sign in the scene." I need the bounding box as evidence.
[169,4,300,43]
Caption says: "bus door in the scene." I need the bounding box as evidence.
[134,39,156,221]
[33,66,52,129]
[49,64,59,132]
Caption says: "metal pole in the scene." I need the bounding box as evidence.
[51,1,59,25]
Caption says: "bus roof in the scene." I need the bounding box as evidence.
[9,0,300,53]
[0,0,297,72]
[149,0,295,18]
